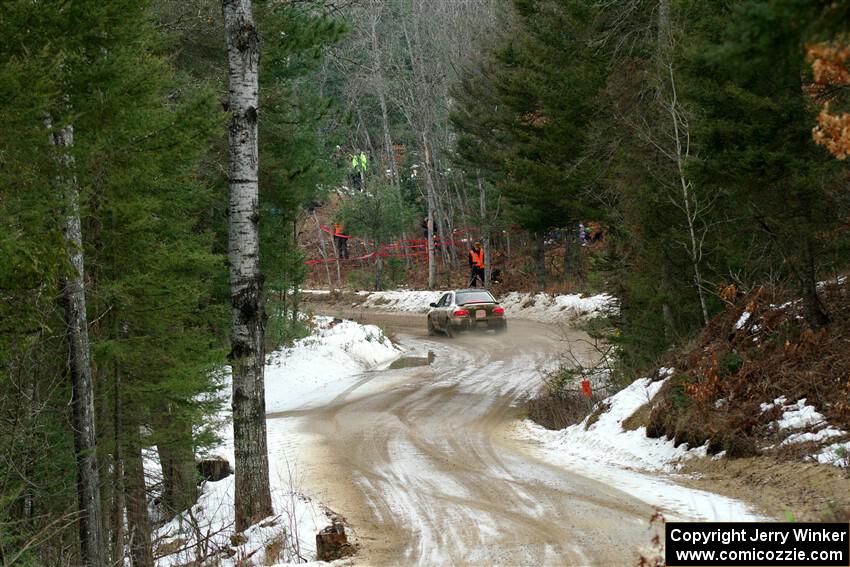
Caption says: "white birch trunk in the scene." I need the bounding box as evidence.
[478,173,491,288]
[423,137,437,288]
[312,212,334,289]
[47,117,105,567]
[222,0,273,532]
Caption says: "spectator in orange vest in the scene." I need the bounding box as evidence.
[333,222,349,259]
[468,242,485,287]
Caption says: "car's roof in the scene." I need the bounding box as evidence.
[453,288,494,293]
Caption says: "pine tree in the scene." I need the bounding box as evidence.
[340,180,414,290]
[0,2,226,564]
[256,1,346,342]
[452,0,605,286]
[684,0,849,327]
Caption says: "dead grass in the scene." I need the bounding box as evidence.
[643,282,850,460]
[263,534,286,566]
[622,400,652,431]
[526,389,604,430]
[584,401,611,431]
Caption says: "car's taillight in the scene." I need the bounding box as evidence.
[493,307,505,315]
[452,309,469,317]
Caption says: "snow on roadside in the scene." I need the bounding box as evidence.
[518,373,703,475]
[498,291,618,323]
[360,289,443,314]
[761,398,849,460]
[355,288,617,323]
[265,316,402,413]
[774,398,826,430]
[154,316,403,566]
[817,442,850,467]
[155,473,329,567]
[513,374,766,522]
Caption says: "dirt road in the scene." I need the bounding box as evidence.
[270,313,660,565]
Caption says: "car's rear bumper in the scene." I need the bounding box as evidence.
[449,317,506,331]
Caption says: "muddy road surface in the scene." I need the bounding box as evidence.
[269,313,658,565]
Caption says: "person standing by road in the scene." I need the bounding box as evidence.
[333,222,349,259]
[468,241,485,287]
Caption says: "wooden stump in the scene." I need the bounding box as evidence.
[197,457,232,483]
[316,520,352,561]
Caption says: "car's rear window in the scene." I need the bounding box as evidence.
[456,291,496,305]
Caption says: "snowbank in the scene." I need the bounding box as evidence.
[522,373,703,474]
[265,316,402,413]
[514,373,766,521]
[155,474,329,567]
[358,289,617,323]
[154,316,403,566]
[761,397,849,462]
[817,442,850,467]
[774,398,826,430]
[499,291,617,322]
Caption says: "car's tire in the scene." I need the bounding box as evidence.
[427,316,436,336]
[495,323,507,334]
[445,323,454,338]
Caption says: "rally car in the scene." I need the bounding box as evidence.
[426,289,507,337]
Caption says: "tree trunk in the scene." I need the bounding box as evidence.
[423,137,437,289]
[47,117,105,567]
[425,144,459,277]
[369,5,399,188]
[534,232,546,288]
[802,236,830,327]
[661,260,677,342]
[312,212,333,289]
[442,191,459,268]
[563,229,573,279]
[156,416,198,515]
[477,173,490,287]
[658,0,709,326]
[111,361,126,567]
[125,425,153,567]
[374,252,383,291]
[332,238,342,287]
[222,0,273,532]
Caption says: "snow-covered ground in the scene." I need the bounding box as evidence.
[513,372,767,522]
[153,316,403,567]
[265,317,402,413]
[350,288,617,323]
[761,396,849,463]
[152,290,847,564]
[514,363,849,523]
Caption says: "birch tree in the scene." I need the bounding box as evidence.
[221,0,273,531]
[46,116,105,567]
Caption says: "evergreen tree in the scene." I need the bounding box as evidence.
[0,1,225,563]
[257,1,346,343]
[684,0,850,327]
[452,0,605,286]
[339,180,414,290]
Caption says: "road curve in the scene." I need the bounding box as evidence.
[270,313,660,566]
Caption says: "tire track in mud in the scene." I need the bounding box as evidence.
[270,313,658,565]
